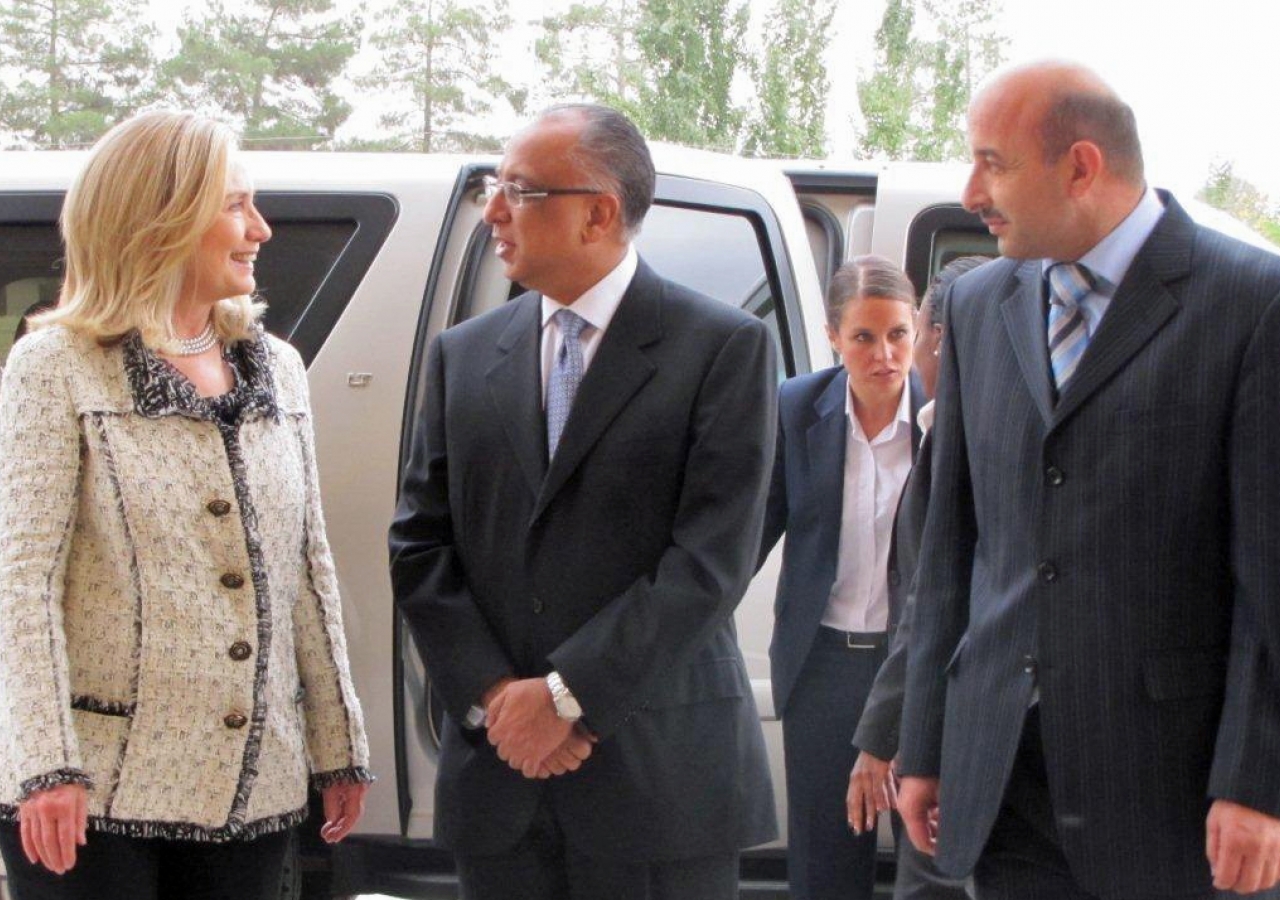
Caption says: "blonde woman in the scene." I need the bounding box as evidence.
[0,111,371,899]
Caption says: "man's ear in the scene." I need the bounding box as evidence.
[1066,140,1104,198]
[581,193,623,243]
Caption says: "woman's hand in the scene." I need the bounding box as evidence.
[319,781,369,844]
[18,783,88,874]
[846,750,896,836]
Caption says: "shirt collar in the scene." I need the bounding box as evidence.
[541,244,638,332]
[844,373,913,444]
[917,398,936,435]
[1042,186,1164,296]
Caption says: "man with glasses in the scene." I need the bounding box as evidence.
[390,104,777,900]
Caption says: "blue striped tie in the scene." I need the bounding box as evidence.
[546,309,587,457]
[1047,263,1095,391]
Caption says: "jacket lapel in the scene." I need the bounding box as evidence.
[532,262,661,522]
[805,371,848,561]
[1000,261,1057,430]
[485,295,546,499]
[1051,197,1190,427]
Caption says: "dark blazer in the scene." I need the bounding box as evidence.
[897,195,1280,899]
[852,428,933,761]
[389,260,778,861]
[758,364,925,717]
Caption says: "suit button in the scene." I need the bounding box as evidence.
[223,712,248,729]
[206,499,233,517]
[220,572,245,589]
[1022,654,1038,675]
[1038,562,1058,583]
[532,597,544,614]
[1045,466,1065,486]
[228,641,252,661]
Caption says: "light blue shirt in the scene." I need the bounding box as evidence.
[1043,187,1165,337]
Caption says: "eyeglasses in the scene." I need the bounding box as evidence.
[480,175,603,208]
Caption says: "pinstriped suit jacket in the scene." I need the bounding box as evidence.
[897,194,1280,899]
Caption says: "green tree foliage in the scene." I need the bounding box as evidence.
[534,0,750,152]
[633,0,750,151]
[1198,161,1280,247]
[360,0,513,153]
[742,0,834,158]
[857,0,1006,161]
[0,0,156,147]
[163,0,359,149]
[856,0,918,160]
[534,1,644,110]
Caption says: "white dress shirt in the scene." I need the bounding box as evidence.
[821,378,913,633]
[540,245,638,407]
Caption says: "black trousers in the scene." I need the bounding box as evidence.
[454,795,738,900]
[974,710,1231,900]
[781,627,888,900]
[0,822,291,900]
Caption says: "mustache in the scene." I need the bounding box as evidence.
[975,206,1005,220]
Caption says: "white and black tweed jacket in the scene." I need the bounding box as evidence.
[0,325,371,841]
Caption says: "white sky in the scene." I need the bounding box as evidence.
[146,0,1280,202]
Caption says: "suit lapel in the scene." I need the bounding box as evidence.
[1051,199,1191,426]
[805,372,848,557]
[532,262,662,522]
[1000,261,1057,429]
[485,295,545,499]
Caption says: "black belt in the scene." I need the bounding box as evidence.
[816,626,888,651]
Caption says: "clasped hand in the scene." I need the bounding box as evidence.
[486,677,595,779]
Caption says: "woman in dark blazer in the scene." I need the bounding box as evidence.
[758,255,923,900]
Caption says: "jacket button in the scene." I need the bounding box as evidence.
[888,570,901,587]
[223,712,248,729]
[221,572,245,589]
[532,597,544,614]
[206,499,233,517]
[228,641,252,661]
[1023,655,1038,675]
[1038,561,1058,583]
[1045,466,1065,486]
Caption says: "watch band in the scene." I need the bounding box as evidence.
[546,671,583,721]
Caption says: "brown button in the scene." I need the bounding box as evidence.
[223,712,248,729]
[228,641,252,661]
[207,499,233,517]
[220,573,245,590]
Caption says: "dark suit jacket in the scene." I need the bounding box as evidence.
[758,364,924,718]
[388,260,778,861]
[852,428,933,761]
[897,194,1280,899]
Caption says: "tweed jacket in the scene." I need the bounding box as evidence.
[0,325,370,842]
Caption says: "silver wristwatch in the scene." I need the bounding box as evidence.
[545,671,583,721]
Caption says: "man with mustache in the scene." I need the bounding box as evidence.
[896,61,1280,899]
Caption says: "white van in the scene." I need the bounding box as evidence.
[0,147,999,898]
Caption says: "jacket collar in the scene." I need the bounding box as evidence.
[123,328,279,423]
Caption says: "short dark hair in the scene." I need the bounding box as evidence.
[541,103,655,236]
[825,255,915,330]
[923,256,990,328]
[1039,91,1144,184]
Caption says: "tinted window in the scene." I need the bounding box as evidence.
[253,219,358,338]
[0,224,62,366]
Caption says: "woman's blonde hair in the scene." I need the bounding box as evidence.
[32,110,264,349]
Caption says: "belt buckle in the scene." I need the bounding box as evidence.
[846,633,878,650]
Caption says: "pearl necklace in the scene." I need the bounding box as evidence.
[173,322,219,356]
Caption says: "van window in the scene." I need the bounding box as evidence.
[0,193,396,370]
[0,224,62,367]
